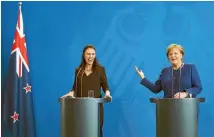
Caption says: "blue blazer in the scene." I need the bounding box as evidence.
[140,63,202,98]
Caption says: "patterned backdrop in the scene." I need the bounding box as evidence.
[2,1,214,137]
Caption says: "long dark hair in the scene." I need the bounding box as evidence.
[78,44,101,72]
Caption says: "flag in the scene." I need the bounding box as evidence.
[2,3,36,137]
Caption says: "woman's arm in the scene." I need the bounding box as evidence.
[185,64,202,96]
[140,69,164,93]
[100,67,110,93]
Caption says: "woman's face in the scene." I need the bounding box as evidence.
[84,48,96,66]
[168,47,183,66]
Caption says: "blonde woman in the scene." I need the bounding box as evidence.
[135,44,202,98]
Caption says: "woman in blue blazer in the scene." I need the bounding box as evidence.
[135,44,202,98]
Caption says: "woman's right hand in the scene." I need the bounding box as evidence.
[134,66,145,79]
[61,91,75,98]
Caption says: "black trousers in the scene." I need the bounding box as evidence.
[100,104,104,137]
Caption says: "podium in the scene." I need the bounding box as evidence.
[150,98,205,137]
[58,97,112,137]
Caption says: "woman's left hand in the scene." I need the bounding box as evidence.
[174,92,187,98]
[105,91,112,98]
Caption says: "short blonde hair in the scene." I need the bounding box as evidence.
[166,44,184,57]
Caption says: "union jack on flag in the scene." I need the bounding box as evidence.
[2,3,36,137]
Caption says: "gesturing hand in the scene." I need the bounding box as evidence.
[134,66,145,79]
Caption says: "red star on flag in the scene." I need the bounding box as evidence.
[23,83,31,94]
[10,111,19,123]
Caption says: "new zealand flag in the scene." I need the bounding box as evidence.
[2,3,36,137]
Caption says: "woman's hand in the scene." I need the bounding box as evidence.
[174,92,187,98]
[61,91,75,98]
[105,90,112,98]
[134,66,145,79]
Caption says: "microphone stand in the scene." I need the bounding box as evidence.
[75,68,82,97]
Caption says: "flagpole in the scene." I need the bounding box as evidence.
[18,2,22,8]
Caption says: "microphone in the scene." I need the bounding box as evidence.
[171,63,184,99]
[171,68,174,98]
[80,70,84,97]
[179,63,184,99]
[179,66,181,99]
[75,67,82,97]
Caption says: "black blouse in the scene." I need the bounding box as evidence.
[71,66,110,98]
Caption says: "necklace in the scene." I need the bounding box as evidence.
[85,68,92,71]
[172,63,184,70]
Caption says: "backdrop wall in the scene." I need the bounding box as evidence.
[2,1,214,137]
